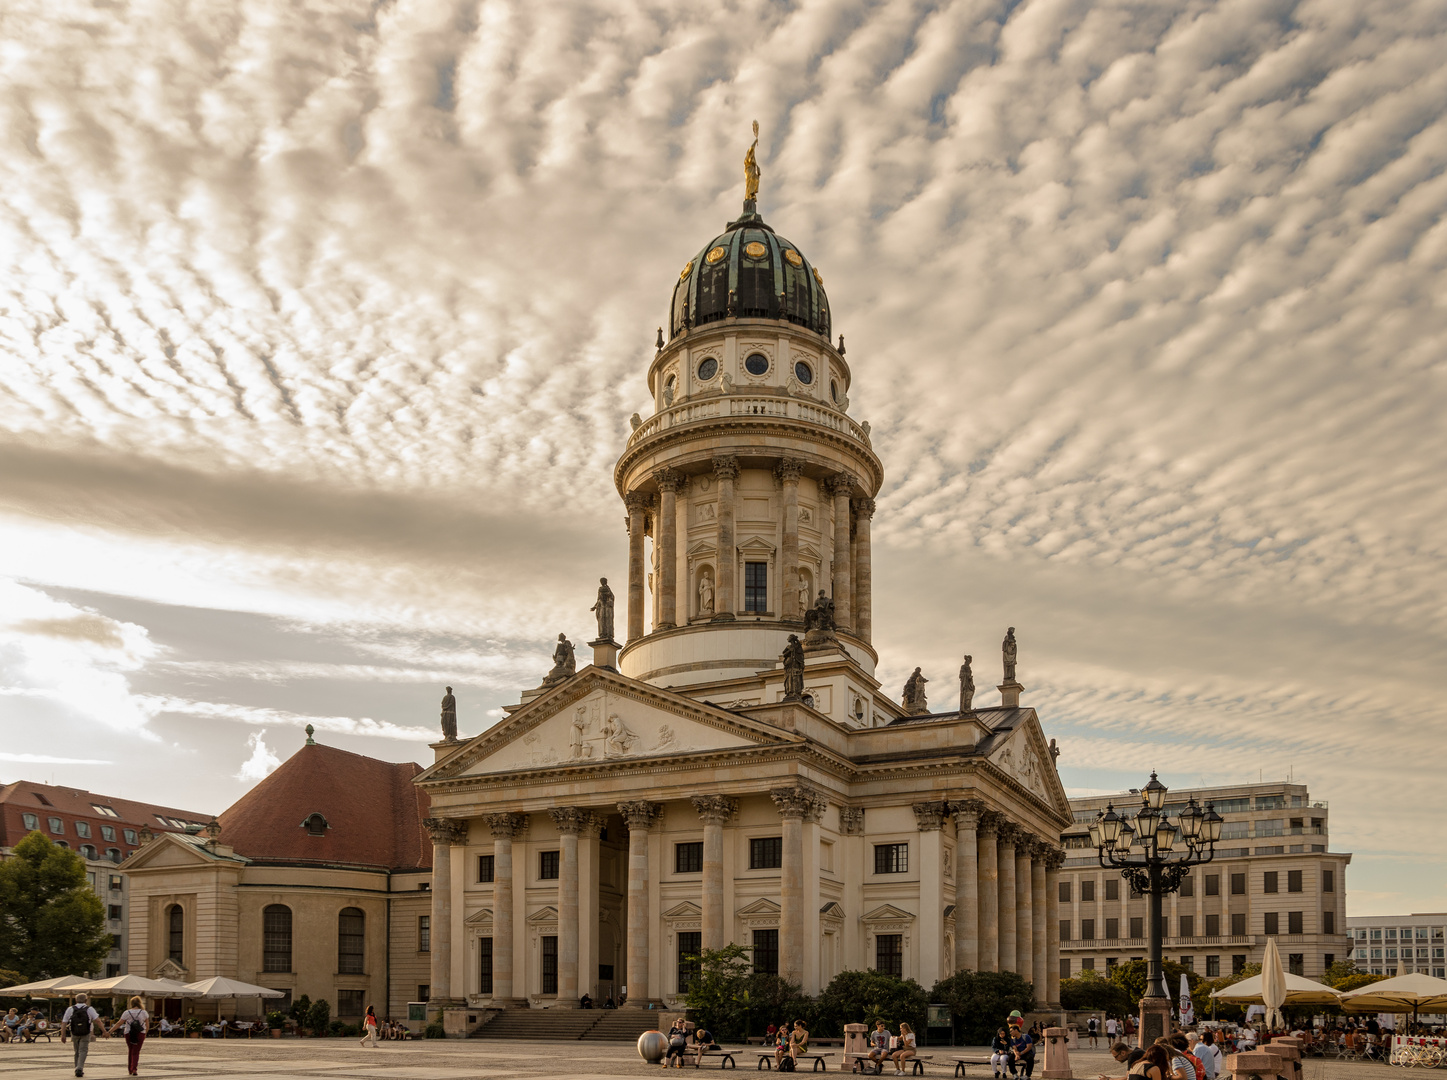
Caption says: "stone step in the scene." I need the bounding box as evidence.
[466,1007,666,1041]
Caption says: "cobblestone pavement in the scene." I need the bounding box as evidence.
[2,1038,1405,1080]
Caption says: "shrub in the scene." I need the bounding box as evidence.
[930,970,1034,1046]
[290,995,312,1024]
[306,998,330,1035]
[815,970,929,1040]
[424,1021,445,1039]
[266,1011,287,1029]
[1060,970,1133,1016]
[329,1020,346,1037]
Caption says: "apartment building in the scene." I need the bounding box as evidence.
[1345,914,1446,978]
[0,780,214,977]
[1059,782,1351,981]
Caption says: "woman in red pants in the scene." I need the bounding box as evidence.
[110,996,149,1076]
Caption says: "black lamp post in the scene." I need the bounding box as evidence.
[1089,773,1223,1040]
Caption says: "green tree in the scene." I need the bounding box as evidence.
[1333,972,1386,993]
[683,944,754,1041]
[1109,958,1203,1008]
[1323,960,1365,989]
[1060,969,1133,1017]
[306,998,330,1035]
[0,832,111,980]
[1192,964,1260,1024]
[930,969,1034,1046]
[815,969,929,1039]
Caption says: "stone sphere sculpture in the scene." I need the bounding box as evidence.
[637,1030,668,1063]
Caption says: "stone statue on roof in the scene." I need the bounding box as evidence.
[440,686,458,742]
[1002,626,1018,683]
[591,578,615,641]
[744,120,760,203]
[903,667,928,714]
[781,634,806,702]
[803,590,835,633]
[959,655,975,713]
[543,634,576,687]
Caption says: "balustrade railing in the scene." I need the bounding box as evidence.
[628,395,871,448]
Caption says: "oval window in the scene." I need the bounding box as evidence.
[744,353,769,376]
[698,357,719,381]
[830,379,840,403]
[794,361,814,385]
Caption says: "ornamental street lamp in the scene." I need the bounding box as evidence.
[1091,773,1223,1042]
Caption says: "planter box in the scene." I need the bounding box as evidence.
[187,1033,201,1039]
[270,1030,281,1038]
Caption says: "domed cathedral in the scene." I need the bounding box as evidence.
[413,131,1072,1035]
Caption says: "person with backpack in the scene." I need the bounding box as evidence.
[61,993,101,1077]
[1088,1017,1100,1047]
[108,996,149,1076]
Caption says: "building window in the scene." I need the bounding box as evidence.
[1180,876,1194,898]
[1060,959,1071,979]
[1180,915,1194,938]
[677,931,702,993]
[1059,920,1072,942]
[478,937,493,995]
[750,837,783,870]
[124,829,137,845]
[1105,957,1118,971]
[1325,953,1335,968]
[1231,873,1246,895]
[1105,917,1118,939]
[108,904,122,921]
[1206,914,1220,936]
[1322,868,1334,892]
[875,934,903,978]
[22,812,38,830]
[1264,912,1279,935]
[107,848,122,863]
[338,907,366,974]
[744,562,768,612]
[1231,913,1247,936]
[302,813,328,836]
[1059,881,1072,903]
[109,875,122,891]
[1288,870,1303,893]
[1288,953,1305,976]
[337,990,364,1017]
[48,817,64,834]
[106,964,120,978]
[676,842,703,874]
[1179,956,1194,970]
[111,933,122,950]
[1130,917,1143,939]
[1205,874,1220,896]
[1082,958,1095,971]
[1082,880,1095,902]
[477,854,494,882]
[1206,955,1220,977]
[1264,872,1278,893]
[1082,919,1095,941]
[539,851,560,880]
[76,822,92,838]
[81,844,98,860]
[101,825,115,842]
[261,905,292,972]
[167,904,184,962]
[1105,878,1119,901]
[874,843,908,874]
[418,915,430,953]
[1288,911,1304,934]
[1233,954,1247,974]
[541,936,558,994]
[753,929,779,975]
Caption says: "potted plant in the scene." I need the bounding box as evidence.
[267,1011,286,1038]
[185,1017,203,1039]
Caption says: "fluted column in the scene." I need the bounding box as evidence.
[954,801,983,974]
[692,795,738,952]
[618,800,658,1006]
[826,474,854,630]
[423,817,467,1007]
[1016,840,1033,980]
[914,801,949,988]
[655,471,681,629]
[852,497,875,644]
[712,456,738,621]
[777,459,804,621]
[625,491,652,642]
[1031,842,1048,1002]
[549,808,587,1007]
[1045,849,1064,1007]
[579,814,602,1003]
[998,823,1019,973]
[977,813,1000,972]
[485,812,525,1005]
[771,785,823,985]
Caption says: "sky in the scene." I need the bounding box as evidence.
[1,0,1444,916]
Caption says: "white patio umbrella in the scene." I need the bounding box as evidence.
[1339,972,1447,1028]
[1259,938,1288,1031]
[0,975,94,998]
[1212,971,1344,1007]
[67,974,203,998]
[182,977,285,999]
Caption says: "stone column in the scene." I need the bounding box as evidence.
[777,459,804,622]
[624,491,652,642]
[712,456,738,621]
[422,817,467,1008]
[1016,840,1034,980]
[655,470,682,629]
[1045,848,1064,1008]
[1031,843,1048,999]
[618,800,658,1006]
[485,812,525,1005]
[914,801,949,988]
[954,800,983,974]
[548,808,587,1007]
[977,812,1000,972]
[852,497,875,644]
[691,795,738,952]
[579,814,602,1003]
[771,785,823,986]
[998,822,1019,973]
[826,474,854,630]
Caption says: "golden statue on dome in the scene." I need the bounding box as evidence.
[744,120,760,203]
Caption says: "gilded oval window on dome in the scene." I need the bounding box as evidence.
[744,240,767,259]
[697,357,719,382]
[794,361,814,385]
[813,267,824,285]
[679,260,694,280]
[705,246,727,264]
[744,352,769,376]
[784,249,803,268]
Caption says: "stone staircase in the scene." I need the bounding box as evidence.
[468,1008,663,1041]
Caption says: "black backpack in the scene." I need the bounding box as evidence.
[779,1055,796,1073]
[69,1009,92,1039]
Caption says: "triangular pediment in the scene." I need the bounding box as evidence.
[738,535,776,555]
[527,906,558,923]
[152,958,187,980]
[418,667,793,781]
[465,908,493,926]
[819,902,844,918]
[861,904,915,922]
[987,713,1071,822]
[661,901,702,919]
[120,832,249,873]
[737,898,781,917]
[686,538,716,557]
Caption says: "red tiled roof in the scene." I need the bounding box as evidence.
[0,780,213,859]
[217,743,431,872]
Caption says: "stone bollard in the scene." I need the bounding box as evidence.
[1043,1026,1073,1079]
[843,1024,868,1073]
[1225,1050,1284,1080]
[1261,1038,1303,1080]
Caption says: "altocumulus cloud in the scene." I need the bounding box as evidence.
[0,0,1444,909]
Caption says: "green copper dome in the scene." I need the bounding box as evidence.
[669,201,831,342]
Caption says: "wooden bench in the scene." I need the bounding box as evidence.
[755,1050,835,1071]
[687,1048,738,1069]
[953,1056,995,1078]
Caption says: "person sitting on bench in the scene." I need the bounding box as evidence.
[665,1018,689,1068]
[892,1022,917,1075]
[693,1025,718,1067]
[867,1021,892,1074]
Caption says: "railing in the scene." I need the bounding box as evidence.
[628,395,872,448]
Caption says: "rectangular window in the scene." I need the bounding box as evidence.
[750,837,783,870]
[48,817,64,834]
[21,812,38,830]
[875,934,903,978]
[753,928,779,975]
[744,561,768,613]
[1130,917,1143,939]
[1105,957,1118,971]
[1105,878,1119,901]
[1105,917,1118,939]
[1288,953,1305,976]
[109,875,122,891]
[76,821,91,838]
[418,915,430,953]
[338,909,365,974]
[1180,915,1194,938]
[1180,876,1194,898]
[1206,914,1220,936]
[1233,954,1247,974]
[1060,920,1072,941]
[541,935,558,994]
[1179,956,1194,970]
[101,825,115,842]
[675,842,703,874]
[1082,880,1096,902]
[1082,919,1095,940]
[1325,954,1335,968]
[1288,870,1303,893]
[1231,873,1246,895]
[677,931,702,994]
[1082,958,1095,971]
[108,904,122,920]
[477,855,494,882]
[539,851,560,880]
[106,964,120,978]
[1205,874,1220,896]
[1060,959,1071,979]
[1231,913,1247,936]
[1264,872,1278,893]
[337,990,364,1017]
[1206,955,1221,977]
[1289,911,1303,934]
[874,843,908,874]
[111,933,122,950]
[478,937,493,995]
[1265,912,1279,935]
[92,804,118,818]
[1059,881,1072,903]
[123,829,137,845]
[1323,911,1335,934]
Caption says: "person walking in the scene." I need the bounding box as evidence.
[360,1005,380,1047]
[109,997,149,1076]
[62,994,101,1078]
[1089,1017,1100,1047]
[1106,1016,1119,1042]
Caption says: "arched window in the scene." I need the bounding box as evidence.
[301,813,329,837]
[262,905,292,973]
[337,908,365,974]
[167,904,184,963]
[80,844,98,860]
[107,848,122,864]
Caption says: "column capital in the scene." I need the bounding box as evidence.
[690,794,739,825]
[912,800,950,832]
[775,458,805,484]
[824,472,856,498]
[770,784,826,822]
[617,800,660,830]
[423,817,469,844]
[485,812,526,840]
[852,496,877,519]
[977,809,1002,840]
[548,806,594,835]
[654,468,684,493]
[1027,836,1057,860]
[838,806,865,836]
[953,798,986,830]
[711,455,739,480]
[1043,847,1067,872]
[996,820,1024,847]
[623,490,655,513]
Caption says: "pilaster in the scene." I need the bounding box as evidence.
[655,470,682,629]
[712,457,739,621]
[624,491,653,642]
[826,473,854,630]
[852,497,875,644]
[777,459,804,622]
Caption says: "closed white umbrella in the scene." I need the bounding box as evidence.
[1260,938,1288,1032]
[1211,971,1344,1007]
[0,975,93,998]
[182,977,285,999]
